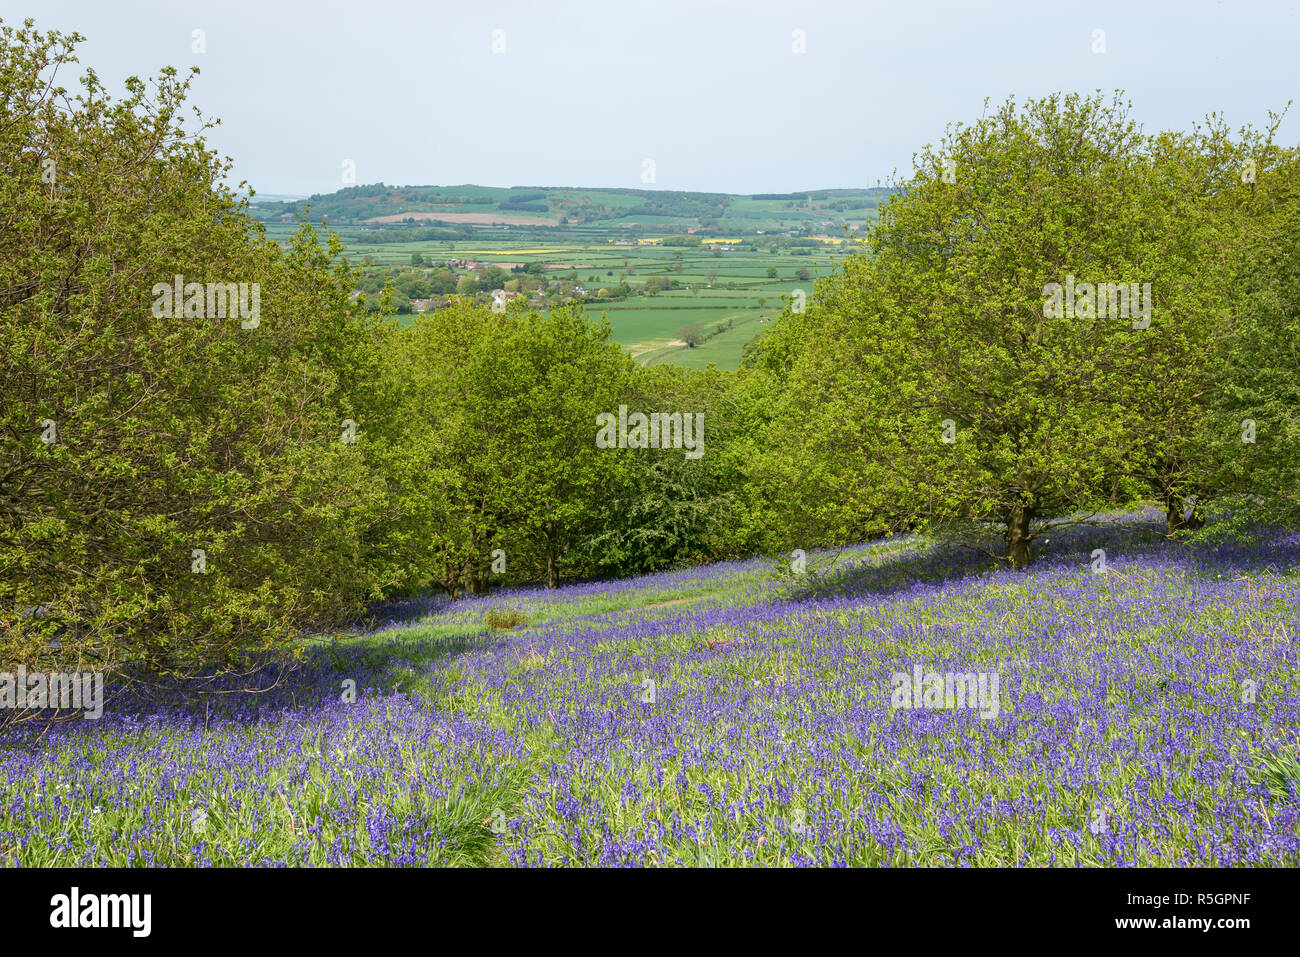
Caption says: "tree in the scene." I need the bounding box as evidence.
[428,268,457,294]
[443,304,634,587]
[364,300,495,598]
[1115,121,1261,532]
[396,273,431,299]
[574,364,746,575]
[759,93,1179,568]
[0,21,388,684]
[1203,139,1300,534]
[680,325,705,348]
[766,266,778,278]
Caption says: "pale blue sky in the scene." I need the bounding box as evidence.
[7,0,1298,195]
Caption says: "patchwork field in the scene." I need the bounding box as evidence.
[258,193,866,369]
[5,511,1297,867]
[251,184,889,235]
[365,211,561,226]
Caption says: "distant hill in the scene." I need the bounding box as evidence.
[247,183,896,235]
[243,192,310,204]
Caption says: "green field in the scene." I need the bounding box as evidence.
[255,184,879,369]
[261,228,854,369]
[250,183,888,235]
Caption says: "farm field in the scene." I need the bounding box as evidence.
[5,510,1297,867]
[250,184,888,235]
[260,206,861,370]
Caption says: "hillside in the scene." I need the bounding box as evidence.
[249,183,894,235]
[6,511,1298,866]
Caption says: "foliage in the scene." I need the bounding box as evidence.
[0,20,387,682]
[748,93,1295,568]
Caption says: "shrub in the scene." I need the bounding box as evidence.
[482,607,529,630]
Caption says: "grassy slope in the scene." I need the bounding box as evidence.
[8,514,1299,866]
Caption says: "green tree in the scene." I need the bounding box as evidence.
[575,364,745,575]
[759,93,1175,567]
[428,268,457,294]
[0,21,388,684]
[374,302,636,591]
[1202,138,1300,535]
[448,304,635,587]
[1116,121,1263,531]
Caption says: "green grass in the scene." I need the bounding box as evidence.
[8,527,1300,866]
[259,218,849,369]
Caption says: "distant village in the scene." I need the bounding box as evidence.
[346,235,828,314]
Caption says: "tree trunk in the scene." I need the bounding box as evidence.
[1005,501,1033,570]
[1165,492,1204,533]
[545,550,558,589]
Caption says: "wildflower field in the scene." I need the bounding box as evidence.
[3,511,1298,867]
